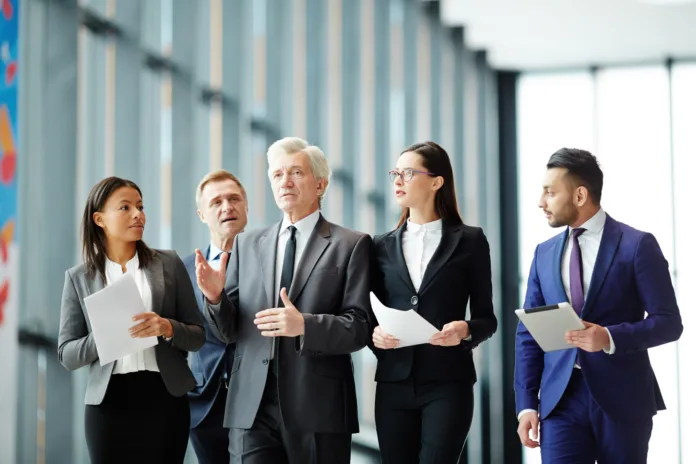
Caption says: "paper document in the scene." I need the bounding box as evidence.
[370,292,440,348]
[84,273,158,366]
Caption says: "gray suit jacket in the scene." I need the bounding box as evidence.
[205,215,371,433]
[58,249,205,405]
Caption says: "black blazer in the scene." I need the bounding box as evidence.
[370,222,497,384]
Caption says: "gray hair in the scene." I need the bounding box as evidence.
[266,137,332,201]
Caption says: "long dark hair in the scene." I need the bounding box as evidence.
[396,141,463,228]
[81,177,153,282]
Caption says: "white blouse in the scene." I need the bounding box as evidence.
[401,219,443,291]
[105,253,160,374]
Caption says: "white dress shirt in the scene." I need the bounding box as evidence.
[268,210,320,359]
[561,208,615,357]
[274,209,321,301]
[518,208,615,420]
[402,219,443,292]
[401,219,472,342]
[107,253,160,374]
[208,242,225,271]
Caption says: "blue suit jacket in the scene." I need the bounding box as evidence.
[515,214,682,421]
[183,246,235,428]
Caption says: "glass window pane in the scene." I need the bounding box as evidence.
[595,65,677,464]
[517,72,594,464]
[673,62,696,464]
[517,72,595,302]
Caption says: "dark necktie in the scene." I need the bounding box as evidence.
[278,226,297,306]
[569,228,586,315]
[271,226,297,366]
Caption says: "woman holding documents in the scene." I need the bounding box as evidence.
[370,141,498,464]
[57,177,205,463]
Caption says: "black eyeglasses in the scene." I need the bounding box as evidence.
[388,168,436,183]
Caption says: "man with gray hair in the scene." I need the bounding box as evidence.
[195,137,372,463]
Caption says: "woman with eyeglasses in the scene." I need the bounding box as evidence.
[369,141,498,464]
[57,177,205,463]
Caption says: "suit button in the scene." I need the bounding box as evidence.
[262,359,269,365]
[411,296,419,305]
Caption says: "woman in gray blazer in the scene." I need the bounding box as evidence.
[58,176,205,464]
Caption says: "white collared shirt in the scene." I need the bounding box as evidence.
[274,209,321,302]
[562,208,606,308]
[208,242,225,270]
[561,208,615,355]
[107,253,159,374]
[402,218,443,291]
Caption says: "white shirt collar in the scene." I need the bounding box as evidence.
[406,218,443,234]
[208,242,225,261]
[105,252,139,270]
[279,209,321,238]
[570,208,606,236]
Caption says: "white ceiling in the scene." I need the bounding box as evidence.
[440,0,696,70]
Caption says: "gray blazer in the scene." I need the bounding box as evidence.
[205,215,372,434]
[58,249,205,405]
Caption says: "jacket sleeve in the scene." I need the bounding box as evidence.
[166,252,206,352]
[57,271,99,370]
[606,233,683,355]
[514,246,546,414]
[298,234,372,355]
[461,228,498,348]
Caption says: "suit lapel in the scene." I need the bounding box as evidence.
[145,252,165,315]
[583,215,622,315]
[259,222,281,308]
[419,224,464,295]
[384,224,416,294]
[86,271,105,296]
[553,230,568,301]
[80,271,105,331]
[289,216,330,302]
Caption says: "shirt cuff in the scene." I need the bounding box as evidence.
[518,409,537,421]
[463,335,473,341]
[603,327,616,355]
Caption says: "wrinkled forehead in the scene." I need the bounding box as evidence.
[269,151,310,171]
[203,179,244,198]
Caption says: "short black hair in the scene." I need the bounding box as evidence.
[547,148,603,205]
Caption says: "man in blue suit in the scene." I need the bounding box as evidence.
[183,170,248,464]
[515,148,683,463]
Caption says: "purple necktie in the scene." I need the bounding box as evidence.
[569,228,586,315]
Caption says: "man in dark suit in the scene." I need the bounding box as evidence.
[183,170,248,464]
[195,137,371,464]
[515,148,683,463]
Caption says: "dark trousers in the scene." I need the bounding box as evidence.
[540,369,653,464]
[375,378,474,464]
[190,386,230,464]
[84,371,190,464]
[228,364,351,464]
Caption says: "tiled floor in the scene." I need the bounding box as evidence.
[184,443,381,463]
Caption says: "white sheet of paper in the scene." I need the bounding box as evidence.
[370,292,440,348]
[84,273,158,366]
